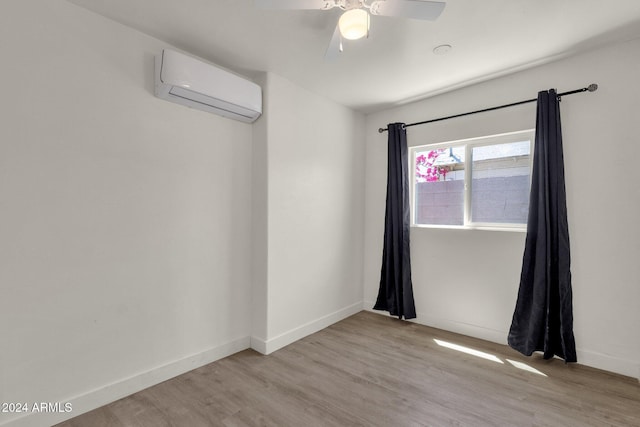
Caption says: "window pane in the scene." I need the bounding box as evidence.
[414,146,465,225]
[471,141,531,224]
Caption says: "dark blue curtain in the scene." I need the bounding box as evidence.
[508,90,577,362]
[374,123,416,320]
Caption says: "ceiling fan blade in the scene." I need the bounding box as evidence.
[370,0,445,20]
[325,24,343,60]
[255,0,335,10]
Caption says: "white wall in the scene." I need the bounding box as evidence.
[0,1,253,425]
[250,74,270,346]
[363,37,640,379]
[251,73,365,353]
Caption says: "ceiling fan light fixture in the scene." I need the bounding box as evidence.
[338,8,369,40]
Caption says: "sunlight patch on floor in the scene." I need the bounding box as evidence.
[506,359,548,377]
[434,339,504,364]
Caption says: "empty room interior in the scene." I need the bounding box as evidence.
[1,1,639,426]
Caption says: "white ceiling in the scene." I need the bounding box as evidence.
[68,0,640,113]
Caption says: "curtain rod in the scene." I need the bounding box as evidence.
[378,84,598,133]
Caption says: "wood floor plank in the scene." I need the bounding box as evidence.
[55,311,640,427]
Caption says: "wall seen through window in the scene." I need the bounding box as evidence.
[412,130,534,229]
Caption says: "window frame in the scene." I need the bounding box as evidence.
[410,129,535,232]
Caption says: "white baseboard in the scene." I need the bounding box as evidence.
[1,337,250,427]
[251,301,364,355]
[577,349,640,381]
[249,335,268,355]
[364,300,640,381]
[416,314,509,345]
[363,300,508,344]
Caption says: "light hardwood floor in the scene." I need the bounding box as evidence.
[56,311,640,427]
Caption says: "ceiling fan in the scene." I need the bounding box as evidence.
[255,0,446,58]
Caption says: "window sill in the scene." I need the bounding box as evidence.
[411,224,527,233]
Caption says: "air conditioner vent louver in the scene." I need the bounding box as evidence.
[155,49,262,123]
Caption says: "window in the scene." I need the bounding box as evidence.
[411,130,534,230]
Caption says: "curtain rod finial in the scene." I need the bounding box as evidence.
[378,127,387,133]
[588,83,598,92]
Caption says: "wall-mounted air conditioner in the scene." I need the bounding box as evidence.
[155,49,262,123]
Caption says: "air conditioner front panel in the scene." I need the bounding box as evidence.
[155,49,262,122]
